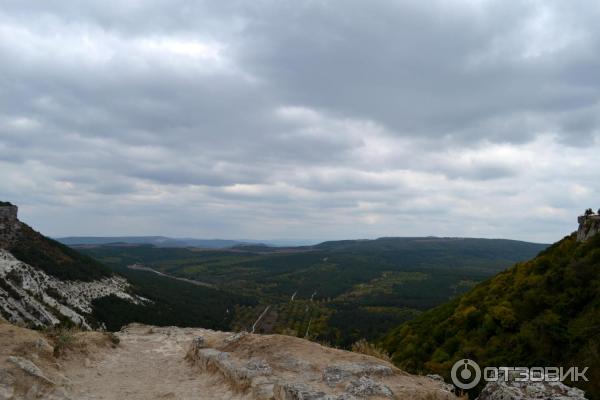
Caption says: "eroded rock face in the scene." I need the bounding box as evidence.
[577,214,600,242]
[0,249,146,329]
[477,371,588,400]
[0,205,20,249]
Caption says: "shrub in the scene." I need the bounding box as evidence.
[46,326,83,357]
[351,339,391,362]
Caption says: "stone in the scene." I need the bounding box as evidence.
[323,366,352,387]
[279,355,311,372]
[345,376,393,398]
[275,382,352,400]
[323,362,393,389]
[0,369,15,400]
[246,358,272,375]
[35,338,54,353]
[350,363,393,377]
[426,374,454,393]
[476,370,587,400]
[191,336,206,349]
[224,331,248,344]
[323,363,394,388]
[7,356,54,385]
[44,386,73,400]
[186,336,207,361]
[250,378,276,400]
[577,214,600,242]
[190,348,230,369]
[193,348,274,391]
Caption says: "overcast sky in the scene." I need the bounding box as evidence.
[1,0,599,243]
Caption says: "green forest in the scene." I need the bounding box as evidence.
[80,237,546,347]
[381,233,600,398]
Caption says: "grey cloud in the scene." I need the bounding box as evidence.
[233,0,600,143]
[1,1,600,242]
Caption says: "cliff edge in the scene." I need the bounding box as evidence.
[577,212,600,242]
[0,320,457,400]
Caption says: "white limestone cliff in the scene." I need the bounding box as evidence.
[0,249,146,329]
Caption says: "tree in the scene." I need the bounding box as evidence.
[585,208,594,216]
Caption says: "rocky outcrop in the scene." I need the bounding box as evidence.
[0,203,20,249]
[185,326,456,399]
[577,214,600,242]
[0,249,146,329]
[477,370,587,400]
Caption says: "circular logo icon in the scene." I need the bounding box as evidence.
[451,359,481,390]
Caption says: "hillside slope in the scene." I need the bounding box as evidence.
[381,232,600,398]
[0,202,146,328]
[0,202,252,331]
[0,249,144,329]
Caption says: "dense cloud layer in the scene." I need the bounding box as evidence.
[1,0,599,242]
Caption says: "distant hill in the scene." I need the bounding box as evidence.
[381,232,600,398]
[57,236,250,248]
[57,236,319,248]
[315,236,547,257]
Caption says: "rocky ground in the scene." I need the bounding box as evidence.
[0,319,456,400]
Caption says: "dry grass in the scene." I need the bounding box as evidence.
[46,326,85,357]
[46,327,122,357]
[105,332,120,347]
[350,339,392,362]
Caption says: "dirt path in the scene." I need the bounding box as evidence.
[63,326,250,400]
[1,320,455,400]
